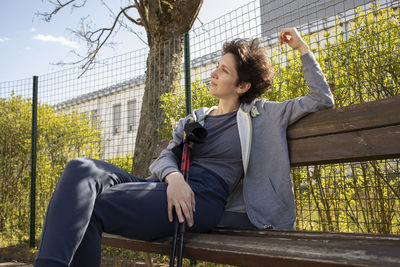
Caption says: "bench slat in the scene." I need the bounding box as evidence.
[287,96,400,139]
[289,124,400,166]
[102,230,400,267]
[286,97,400,166]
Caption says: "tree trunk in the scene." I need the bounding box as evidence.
[132,35,184,177]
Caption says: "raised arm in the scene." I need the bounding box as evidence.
[266,27,335,127]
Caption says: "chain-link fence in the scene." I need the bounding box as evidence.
[0,0,399,254]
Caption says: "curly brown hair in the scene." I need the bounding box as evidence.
[222,38,274,104]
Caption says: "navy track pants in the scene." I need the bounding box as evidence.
[34,158,229,267]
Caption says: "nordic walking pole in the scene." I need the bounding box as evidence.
[170,136,190,267]
[176,139,191,267]
[169,119,207,267]
[169,213,179,267]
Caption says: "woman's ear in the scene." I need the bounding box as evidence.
[237,82,251,95]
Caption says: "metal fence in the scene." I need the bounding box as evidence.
[0,0,399,252]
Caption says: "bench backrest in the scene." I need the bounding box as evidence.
[288,96,400,166]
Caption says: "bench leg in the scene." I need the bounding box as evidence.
[144,252,153,267]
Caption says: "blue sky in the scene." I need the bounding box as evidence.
[0,0,254,82]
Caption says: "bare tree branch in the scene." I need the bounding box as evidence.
[71,6,132,77]
[116,14,148,45]
[36,0,87,22]
[99,0,117,20]
[122,8,142,26]
[70,0,87,10]
[98,0,141,26]
[135,0,150,35]
[99,0,147,45]
[36,0,149,78]
[36,0,202,79]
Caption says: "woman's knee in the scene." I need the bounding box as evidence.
[65,158,93,170]
[60,158,99,184]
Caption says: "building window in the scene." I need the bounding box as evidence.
[91,109,98,129]
[127,99,137,132]
[80,111,88,120]
[113,104,121,135]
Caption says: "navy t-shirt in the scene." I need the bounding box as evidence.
[191,110,243,194]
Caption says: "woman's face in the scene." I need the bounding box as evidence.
[209,53,241,100]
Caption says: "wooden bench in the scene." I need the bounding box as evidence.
[102,96,400,266]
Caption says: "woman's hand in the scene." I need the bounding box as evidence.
[279,27,310,55]
[165,171,195,227]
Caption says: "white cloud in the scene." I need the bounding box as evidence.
[33,34,80,49]
[25,46,33,50]
[30,28,37,32]
[0,37,10,43]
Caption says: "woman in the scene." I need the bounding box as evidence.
[34,27,334,266]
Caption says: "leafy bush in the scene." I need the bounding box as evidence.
[0,93,102,245]
[266,4,400,105]
[106,153,133,174]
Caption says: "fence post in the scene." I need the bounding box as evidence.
[184,32,192,116]
[30,76,38,248]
